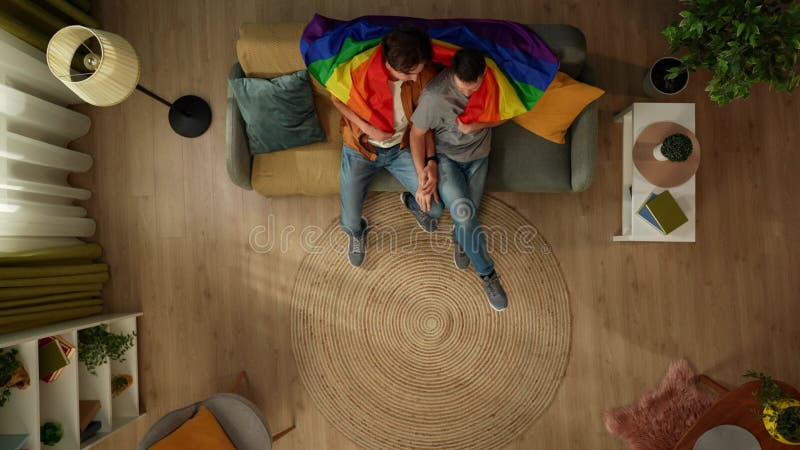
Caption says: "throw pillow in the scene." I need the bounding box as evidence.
[149,405,235,450]
[513,71,604,144]
[230,70,326,154]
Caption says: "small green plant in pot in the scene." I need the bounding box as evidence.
[661,133,693,162]
[41,421,63,446]
[745,371,800,445]
[663,0,800,105]
[0,348,30,407]
[78,325,136,375]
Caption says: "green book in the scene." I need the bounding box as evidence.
[38,340,69,381]
[645,191,688,234]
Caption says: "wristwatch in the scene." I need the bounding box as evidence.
[425,155,439,165]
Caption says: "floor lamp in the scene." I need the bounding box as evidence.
[45,25,211,138]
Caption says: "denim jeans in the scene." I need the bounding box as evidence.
[438,154,494,276]
[340,144,444,236]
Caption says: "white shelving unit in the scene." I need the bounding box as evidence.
[0,313,143,450]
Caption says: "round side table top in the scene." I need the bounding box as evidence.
[634,121,701,188]
[693,424,761,450]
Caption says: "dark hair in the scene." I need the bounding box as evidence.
[381,25,432,73]
[452,48,486,83]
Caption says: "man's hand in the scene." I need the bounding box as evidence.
[332,96,393,141]
[416,162,440,211]
[415,189,436,212]
[456,118,480,134]
[363,123,393,142]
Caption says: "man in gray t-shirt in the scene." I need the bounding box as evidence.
[411,67,492,163]
[408,49,510,311]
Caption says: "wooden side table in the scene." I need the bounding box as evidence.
[674,380,800,450]
[613,102,697,242]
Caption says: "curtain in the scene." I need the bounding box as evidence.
[0,26,106,333]
[0,244,106,333]
[0,0,99,53]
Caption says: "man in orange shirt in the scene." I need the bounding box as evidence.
[332,25,443,267]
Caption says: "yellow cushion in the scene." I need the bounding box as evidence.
[239,23,343,196]
[149,406,235,450]
[513,71,604,144]
[251,81,342,197]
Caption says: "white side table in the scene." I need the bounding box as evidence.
[613,102,696,242]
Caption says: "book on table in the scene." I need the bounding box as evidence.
[636,190,688,234]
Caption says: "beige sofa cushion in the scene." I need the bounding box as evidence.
[238,23,342,196]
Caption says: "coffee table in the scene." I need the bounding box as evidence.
[613,103,697,242]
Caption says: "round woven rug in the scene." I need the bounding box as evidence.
[291,193,571,450]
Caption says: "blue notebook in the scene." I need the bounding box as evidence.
[636,192,664,233]
[0,435,28,450]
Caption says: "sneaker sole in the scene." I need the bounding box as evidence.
[488,301,507,312]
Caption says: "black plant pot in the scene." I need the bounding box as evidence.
[643,57,689,97]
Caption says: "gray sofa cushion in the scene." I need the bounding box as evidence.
[487,121,571,192]
[369,121,572,192]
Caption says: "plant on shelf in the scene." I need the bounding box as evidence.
[111,374,134,397]
[41,421,63,447]
[661,133,693,162]
[78,325,136,375]
[662,0,800,104]
[0,348,30,407]
[745,371,800,445]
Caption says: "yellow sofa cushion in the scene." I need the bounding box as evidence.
[149,406,235,450]
[512,71,604,144]
[238,23,343,196]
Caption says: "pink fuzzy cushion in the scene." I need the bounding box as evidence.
[604,360,720,450]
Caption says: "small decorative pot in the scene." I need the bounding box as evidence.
[2,366,30,391]
[643,57,689,97]
[764,398,800,445]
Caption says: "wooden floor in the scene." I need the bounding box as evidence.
[71,1,800,449]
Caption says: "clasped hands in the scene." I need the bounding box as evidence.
[415,162,439,212]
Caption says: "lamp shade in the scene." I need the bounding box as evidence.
[46,26,140,107]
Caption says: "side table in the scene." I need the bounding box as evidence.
[613,102,697,242]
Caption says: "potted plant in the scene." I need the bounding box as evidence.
[111,374,134,397]
[0,348,30,407]
[41,421,63,447]
[643,56,689,97]
[78,325,136,375]
[662,0,800,105]
[746,371,800,445]
[658,133,693,162]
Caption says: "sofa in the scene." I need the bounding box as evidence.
[226,23,598,196]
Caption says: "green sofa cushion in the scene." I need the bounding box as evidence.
[229,70,326,154]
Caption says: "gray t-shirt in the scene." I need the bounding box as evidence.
[411,68,491,163]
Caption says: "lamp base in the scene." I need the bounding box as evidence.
[168,95,211,138]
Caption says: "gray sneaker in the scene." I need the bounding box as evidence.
[453,240,469,270]
[347,217,368,267]
[401,192,438,233]
[480,271,508,311]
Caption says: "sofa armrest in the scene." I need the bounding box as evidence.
[226,63,253,190]
[569,63,599,192]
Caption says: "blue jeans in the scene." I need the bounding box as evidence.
[340,144,444,236]
[438,154,494,276]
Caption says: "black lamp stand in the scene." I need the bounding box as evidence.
[135,85,212,138]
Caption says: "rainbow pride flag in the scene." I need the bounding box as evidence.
[301,14,559,132]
